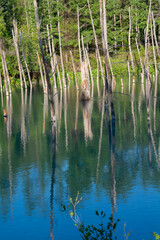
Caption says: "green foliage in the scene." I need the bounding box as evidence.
[0,0,160,83]
[153,233,160,240]
[78,212,120,240]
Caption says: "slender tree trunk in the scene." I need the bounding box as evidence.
[102,0,115,120]
[34,0,56,124]
[152,12,160,60]
[3,51,12,94]
[20,31,32,88]
[144,2,151,83]
[80,35,90,100]
[21,64,27,89]
[85,48,94,87]
[87,0,105,85]
[77,6,82,65]
[51,35,62,90]
[135,37,144,75]
[37,52,46,93]
[96,51,99,84]
[103,3,114,80]
[70,50,79,90]
[114,14,117,51]
[12,20,23,88]
[0,49,9,96]
[47,25,57,89]
[129,7,134,71]
[57,0,66,88]
[120,14,124,48]
[150,15,157,76]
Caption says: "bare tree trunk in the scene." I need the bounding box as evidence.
[114,14,117,51]
[152,12,160,60]
[120,14,124,48]
[20,31,32,88]
[102,0,115,120]
[96,51,99,84]
[150,14,157,76]
[21,64,27,89]
[43,63,48,91]
[0,49,9,96]
[144,3,151,83]
[67,73,71,83]
[81,35,86,61]
[51,36,62,90]
[37,52,46,93]
[12,20,23,88]
[57,0,66,88]
[77,6,82,65]
[135,37,144,75]
[80,35,91,100]
[34,0,56,125]
[80,61,90,100]
[85,48,94,87]
[47,25,57,89]
[70,50,79,90]
[129,7,135,71]
[2,51,12,94]
[87,0,105,85]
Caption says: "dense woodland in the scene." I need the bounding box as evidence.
[0,0,160,88]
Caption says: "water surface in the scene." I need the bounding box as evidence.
[0,80,160,239]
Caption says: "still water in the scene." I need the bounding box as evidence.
[0,80,160,240]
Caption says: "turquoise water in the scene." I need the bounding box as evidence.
[0,81,160,239]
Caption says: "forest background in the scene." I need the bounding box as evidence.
[0,0,160,86]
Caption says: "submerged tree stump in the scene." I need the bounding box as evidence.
[80,61,90,101]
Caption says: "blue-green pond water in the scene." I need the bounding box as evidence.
[0,81,160,239]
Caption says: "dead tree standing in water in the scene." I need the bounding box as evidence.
[34,0,56,127]
[101,0,115,121]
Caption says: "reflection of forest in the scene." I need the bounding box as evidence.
[0,83,160,219]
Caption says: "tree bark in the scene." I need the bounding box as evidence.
[47,25,57,89]
[12,20,23,88]
[70,50,79,90]
[57,0,66,88]
[144,2,151,83]
[34,0,56,124]
[129,7,135,71]
[3,51,12,94]
[87,0,104,85]
[77,6,82,65]
[20,31,32,88]
[152,12,160,60]
[102,0,115,120]
[150,14,157,76]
